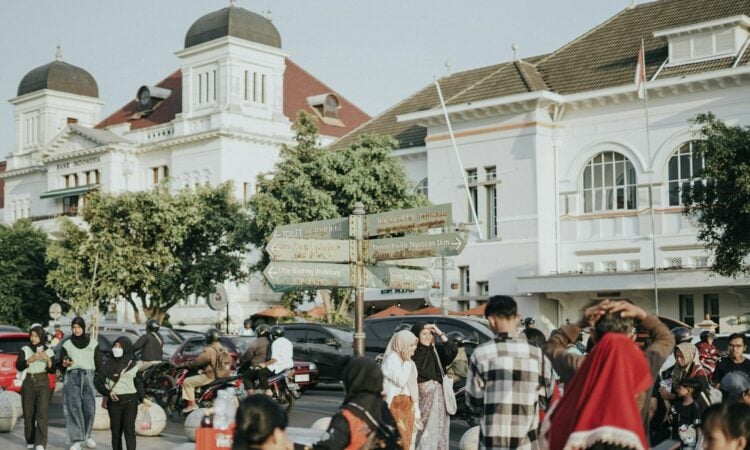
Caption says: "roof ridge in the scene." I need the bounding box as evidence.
[443,62,514,103]
[537,5,631,65]
[513,60,534,92]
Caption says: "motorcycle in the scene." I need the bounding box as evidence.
[451,378,479,427]
[164,368,245,421]
[142,361,176,408]
[236,361,301,412]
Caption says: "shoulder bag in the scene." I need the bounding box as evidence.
[433,346,457,415]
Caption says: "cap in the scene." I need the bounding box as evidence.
[720,371,750,401]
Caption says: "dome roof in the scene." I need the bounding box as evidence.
[17,58,98,98]
[185,6,281,49]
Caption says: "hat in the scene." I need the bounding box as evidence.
[720,371,750,401]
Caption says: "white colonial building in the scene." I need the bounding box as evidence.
[0,5,369,328]
[335,0,750,332]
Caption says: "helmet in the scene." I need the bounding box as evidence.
[671,327,693,344]
[205,328,222,344]
[523,317,536,327]
[269,325,285,340]
[255,324,271,337]
[700,330,715,342]
[394,323,414,333]
[243,318,253,327]
[445,331,467,346]
[146,319,160,332]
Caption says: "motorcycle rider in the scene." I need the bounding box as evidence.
[445,331,470,381]
[134,319,164,371]
[176,328,226,414]
[240,324,271,395]
[240,318,256,337]
[245,325,293,395]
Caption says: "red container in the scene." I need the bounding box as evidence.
[196,425,235,450]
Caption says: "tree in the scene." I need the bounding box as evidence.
[248,111,428,322]
[0,220,58,327]
[683,113,750,277]
[47,182,253,322]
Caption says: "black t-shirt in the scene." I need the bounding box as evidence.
[669,400,700,445]
[713,357,750,384]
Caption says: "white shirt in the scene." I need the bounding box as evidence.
[267,337,294,373]
[240,328,255,337]
[381,353,420,419]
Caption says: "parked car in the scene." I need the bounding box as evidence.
[173,328,204,340]
[97,323,184,360]
[0,325,23,333]
[170,335,319,390]
[0,332,57,393]
[364,315,495,360]
[281,323,353,383]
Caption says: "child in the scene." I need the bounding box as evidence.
[669,377,702,449]
[701,403,750,450]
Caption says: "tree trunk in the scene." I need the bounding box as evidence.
[127,293,142,324]
[321,289,334,323]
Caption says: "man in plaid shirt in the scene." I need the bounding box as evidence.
[466,295,554,450]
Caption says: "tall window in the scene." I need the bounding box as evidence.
[485,166,498,238]
[704,294,719,329]
[415,178,428,198]
[151,165,169,186]
[459,266,470,296]
[85,170,100,185]
[466,169,478,222]
[582,152,637,213]
[679,294,694,326]
[668,141,705,206]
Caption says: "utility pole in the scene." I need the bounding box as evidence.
[351,202,366,357]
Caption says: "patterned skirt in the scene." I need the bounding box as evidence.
[390,394,415,450]
[416,380,449,450]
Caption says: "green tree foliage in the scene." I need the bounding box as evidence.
[683,113,750,277]
[0,220,58,328]
[47,182,252,322]
[248,111,428,321]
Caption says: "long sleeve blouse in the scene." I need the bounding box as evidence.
[381,353,420,419]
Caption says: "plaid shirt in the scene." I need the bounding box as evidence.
[466,334,554,450]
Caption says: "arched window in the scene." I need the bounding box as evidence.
[668,141,704,206]
[415,177,428,198]
[582,151,637,213]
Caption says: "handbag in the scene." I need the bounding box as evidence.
[433,346,457,415]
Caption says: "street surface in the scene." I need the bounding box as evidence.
[1,384,471,449]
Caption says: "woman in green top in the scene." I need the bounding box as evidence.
[15,325,55,450]
[94,336,145,450]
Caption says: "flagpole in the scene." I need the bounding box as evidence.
[640,38,660,315]
[435,78,484,240]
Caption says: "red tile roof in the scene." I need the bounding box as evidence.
[0,161,5,209]
[96,60,369,138]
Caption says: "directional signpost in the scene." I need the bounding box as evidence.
[263,202,466,356]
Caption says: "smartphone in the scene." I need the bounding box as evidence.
[36,346,44,354]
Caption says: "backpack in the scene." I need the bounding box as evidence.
[211,345,233,379]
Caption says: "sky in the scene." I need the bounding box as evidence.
[0,0,635,159]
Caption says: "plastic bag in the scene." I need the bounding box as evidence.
[136,403,152,432]
[213,388,236,430]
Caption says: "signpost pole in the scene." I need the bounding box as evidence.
[441,256,449,316]
[351,202,366,357]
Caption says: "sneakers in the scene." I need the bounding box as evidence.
[182,401,198,414]
[84,439,96,448]
[69,443,82,450]
[26,445,34,449]
[35,446,45,450]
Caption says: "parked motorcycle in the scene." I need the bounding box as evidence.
[142,361,176,408]
[164,368,245,421]
[452,378,479,427]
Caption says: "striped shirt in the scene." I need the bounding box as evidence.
[466,334,554,450]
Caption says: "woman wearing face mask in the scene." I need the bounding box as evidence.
[411,322,457,450]
[94,337,145,450]
[59,317,102,450]
[16,325,55,450]
[382,330,420,450]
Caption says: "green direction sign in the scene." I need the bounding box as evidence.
[271,218,350,240]
[263,262,353,291]
[266,237,352,263]
[366,203,452,236]
[366,232,467,262]
[364,266,434,291]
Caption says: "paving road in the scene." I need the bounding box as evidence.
[0,384,471,449]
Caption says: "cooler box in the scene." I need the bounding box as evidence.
[196,425,235,450]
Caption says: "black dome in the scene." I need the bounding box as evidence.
[185,6,281,49]
[17,60,98,98]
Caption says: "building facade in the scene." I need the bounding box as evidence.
[0,5,369,329]
[335,0,750,333]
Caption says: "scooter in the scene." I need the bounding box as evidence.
[451,378,479,427]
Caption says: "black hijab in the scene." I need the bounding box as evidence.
[29,325,47,352]
[411,321,443,383]
[104,336,135,377]
[342,357,386,426]
[70,317,90,349]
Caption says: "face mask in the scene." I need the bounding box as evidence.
[112,347,124,358]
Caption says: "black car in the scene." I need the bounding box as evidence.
[281,323,353,383]
[363,315,495,359]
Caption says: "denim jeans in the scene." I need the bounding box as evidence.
[63,369,96,445]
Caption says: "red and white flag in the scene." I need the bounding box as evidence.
[635,44,646,99]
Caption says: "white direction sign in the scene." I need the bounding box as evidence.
[364,266,434,291]
[264,262,353,291]
[271,218,349,240]
[267,237,352,263]
[366,204,452,236]
[366,232,466,261]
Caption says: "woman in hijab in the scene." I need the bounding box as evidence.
[382,330,420,450]
[95,336,145,450]
[660,342,710,405]
[312,357,400,450]
[411,321,457,450]
[60,317,102,450]
[542,332,653,450]
[16,325,55,450]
